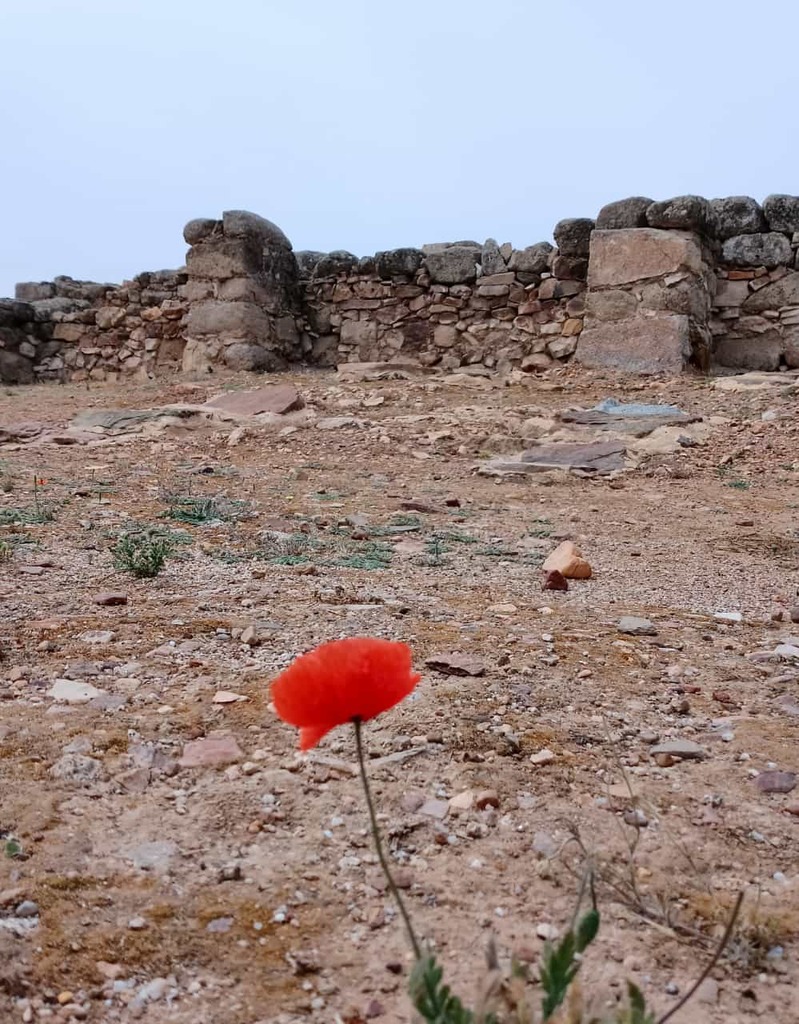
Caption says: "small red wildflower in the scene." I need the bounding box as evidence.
[35,478,47,486]
[271,637,420,751]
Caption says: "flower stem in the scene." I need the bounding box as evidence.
[353,718,422,960]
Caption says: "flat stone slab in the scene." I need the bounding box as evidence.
[480,439,626,477]
[205,385,303,417]
[559,408,698,436]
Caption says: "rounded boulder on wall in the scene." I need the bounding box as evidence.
[183,218,221,246]
[221,210,293,250]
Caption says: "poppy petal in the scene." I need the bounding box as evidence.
[299,723,333,751]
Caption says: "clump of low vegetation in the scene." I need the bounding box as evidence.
[112,527,175,577]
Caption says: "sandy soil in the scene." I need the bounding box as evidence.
[1,364,798,1024]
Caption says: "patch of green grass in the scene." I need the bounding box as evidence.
[112,527,175,578]
[726,479,751,491]
[0,505,56,525]
[163,494,250,525]
[419,536,449,567]
[527,517,553,538]
[332,541,393,570]
[369,514,423,537]
[436,529,478,544]
[476,543,517,558]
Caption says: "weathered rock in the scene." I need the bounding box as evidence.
[187,301,272,339]
[508,243,554,275]
[542,569,568,592]
[618,616,657,636]
[375,248,423,280]
[722,233,792,268]
[50,754,106,784]
[588,229,705,288]
[714,332,783,371]
[48,679,107,704]
[595,197,653,230]
[548,336,578,360]
[543,541,592,579]
[183,218,219,245]
[713,279,750,307]
[223,343,285,372]
[222,209,291,249]
[709,197,765,239]
[481,239,507,275]
[553,218,595,257]
[294,250,325,276]
[763,194,799,233]
[423,247,478,285]
[0,350,34,384]
[754,770,796,794]
[425,653,486,677]
[742,271,799,311]
[551,254,588,280]
[646,196,709,233]
[179,734,243,768]
[205,385,303,416]
[651,739,706,761]
[14,282,56,302]
[585,289,638,321]
[311,251,359,279]
[785,330,799,369]
[93,592,128,606]
[577,315,692,374]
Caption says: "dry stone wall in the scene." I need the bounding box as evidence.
[6,194,799,384]
[6,272,186,383]
[297,234,587,372]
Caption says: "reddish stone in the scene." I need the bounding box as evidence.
[542,569,569,591]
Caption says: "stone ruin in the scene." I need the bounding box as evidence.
[3,194,799,385]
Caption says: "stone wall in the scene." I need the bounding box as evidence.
[181,211,302,374]
[7,271,186,383]
[6,194,799,384]
[297,228,588,372]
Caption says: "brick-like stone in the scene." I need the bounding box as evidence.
[588,229,705,288]
[714,279,750,308]
[576,315,692,374]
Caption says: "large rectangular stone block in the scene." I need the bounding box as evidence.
[576,314,691,374]
[588,229,705,288]
[186,300,271,339]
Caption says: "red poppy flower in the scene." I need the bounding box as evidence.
[35,478,47,486]
[271,637,420,751]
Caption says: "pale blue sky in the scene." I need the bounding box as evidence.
[2,0,798,296]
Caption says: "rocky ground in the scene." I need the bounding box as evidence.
[0,362,798,1024]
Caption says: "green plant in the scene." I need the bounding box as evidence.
[3,837,23,859]
[333,541,393,570]
[112,528,174,577]
[163,494,249,525]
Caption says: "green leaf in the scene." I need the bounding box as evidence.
[409,953,475,1024]
[4,839,22,858]
[625,982,655,1024]
[575,909,600,952]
